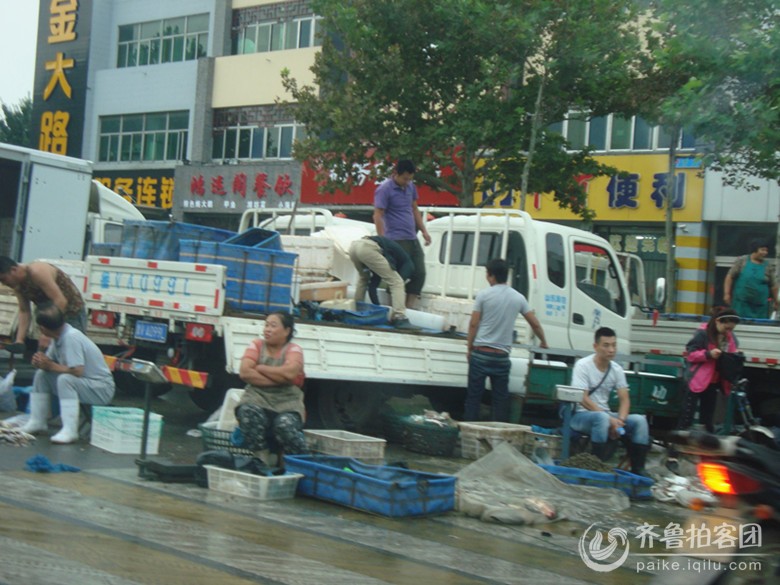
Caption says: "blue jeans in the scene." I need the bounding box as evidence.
[464,350,511,422]
[570,410,649,445]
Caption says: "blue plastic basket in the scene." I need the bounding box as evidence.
[284,454,456,517]
[538,463,654,499]
[120,220,235,261]
[223,228,282,251]
[180,240,297,313]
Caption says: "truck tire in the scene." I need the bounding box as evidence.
[189,386,230,412]
[189,369,241,412]
[307,380,387,432]
[113,370,172,398]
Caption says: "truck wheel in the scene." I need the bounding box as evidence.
[309,381,387,432]
[189,370,242,412]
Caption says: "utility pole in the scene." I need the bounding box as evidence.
[664,127,680,313]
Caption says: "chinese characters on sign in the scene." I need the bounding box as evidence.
[182,170,299,211]
[482,172,688,211]
[36,0,85,156]
[94,171,175,209]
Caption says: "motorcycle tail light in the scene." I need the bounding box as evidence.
[698,462,762,495]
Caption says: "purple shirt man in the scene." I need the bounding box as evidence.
[372,160,431,305]
[374,176,419,239]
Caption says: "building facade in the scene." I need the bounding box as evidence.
[30,0,779,315]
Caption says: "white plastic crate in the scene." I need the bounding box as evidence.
[204,465,303,500]
[458,422,530,460]
[304,430,386,464]
[90,406,162,455]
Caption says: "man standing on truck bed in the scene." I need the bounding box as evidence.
[373,160,431,308]
[465,258,548,423]
[0,257,86,352]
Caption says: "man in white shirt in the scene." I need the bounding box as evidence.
[570,326,650,475]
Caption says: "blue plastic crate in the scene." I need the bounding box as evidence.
[120,220,235,261]
[284,454,456,517]
[223,227,282,251]
[180,240,297,313]
[538,463,654,500]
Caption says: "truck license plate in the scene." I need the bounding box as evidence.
[134,321,168,343]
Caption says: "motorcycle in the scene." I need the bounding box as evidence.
[663,429,780,584]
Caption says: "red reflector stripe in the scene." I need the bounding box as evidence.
[125,297,136,304]
[149,300,164,307]
[147,261,158,269]
[767,358,778,365]
[92,293,102,300]
[195,265,207,272]
[214,289,219,308]
[99,257,110,264]
[194,305,206,313]
[162,366,209,389]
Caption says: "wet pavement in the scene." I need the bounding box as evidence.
[0,388,735,585]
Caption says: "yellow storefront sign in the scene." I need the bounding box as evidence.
[475,154,704,223]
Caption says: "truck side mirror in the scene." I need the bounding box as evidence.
[654,277,666,307]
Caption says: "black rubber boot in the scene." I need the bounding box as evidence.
[590,441,610,461]
[628,443,650,476]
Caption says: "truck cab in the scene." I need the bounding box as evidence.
[419,208,631,352]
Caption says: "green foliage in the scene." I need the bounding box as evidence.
[282,0,647,216]
[649,0,779,184]
[0,97,32,147]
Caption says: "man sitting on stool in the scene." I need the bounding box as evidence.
[569,326,650,475]
[21,303,115,443]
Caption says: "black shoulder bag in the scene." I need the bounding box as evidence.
[559,363,612,419]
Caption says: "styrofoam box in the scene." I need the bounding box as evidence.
[90,406,162,455]
[304,430,386,464]
[280,235,334,273]
[217,388,245,430]
[204,465,303,500]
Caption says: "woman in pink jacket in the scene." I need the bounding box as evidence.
[680,307,740,432]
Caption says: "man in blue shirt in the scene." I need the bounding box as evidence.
[373,160,431,308]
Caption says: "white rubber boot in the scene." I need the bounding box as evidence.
[20,393,50,434]
[51,399,80,444]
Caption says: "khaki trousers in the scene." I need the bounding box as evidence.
[349,238,406,320]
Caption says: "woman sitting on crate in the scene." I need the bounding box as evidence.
[235,312,307,463]
[680,307,743,433]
